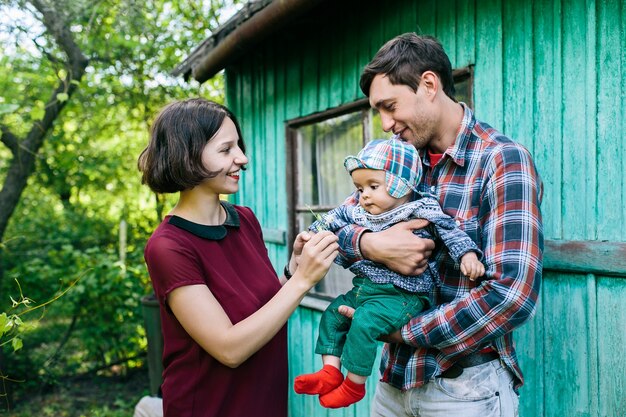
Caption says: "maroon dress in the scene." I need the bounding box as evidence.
[144,202,287,417]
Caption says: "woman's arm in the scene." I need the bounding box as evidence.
[168,231,338,368]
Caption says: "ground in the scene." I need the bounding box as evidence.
[3,366,151,417]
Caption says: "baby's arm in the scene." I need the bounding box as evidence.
[309,205,353,233]
[309,204,360,269]
[460,251,485,281]
[409,197,484,268]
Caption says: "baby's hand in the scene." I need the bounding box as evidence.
[460,252,485,281]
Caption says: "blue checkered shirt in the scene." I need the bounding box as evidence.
[310,198,482,293]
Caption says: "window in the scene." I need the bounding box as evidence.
[286,67,473,298]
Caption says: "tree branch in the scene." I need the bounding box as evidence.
[0,125,19,154]
[0,0,90,248]
[29,0,88,70]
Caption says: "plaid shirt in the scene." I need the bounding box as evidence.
[337,104,544,390]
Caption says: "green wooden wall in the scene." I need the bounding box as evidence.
[224,0,626,415]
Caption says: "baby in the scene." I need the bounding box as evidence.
[294,138,484,408]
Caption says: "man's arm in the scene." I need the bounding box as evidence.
[334,192,434,275]
[402,145,543,356]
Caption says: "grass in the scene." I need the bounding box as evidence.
[3,366,152,417]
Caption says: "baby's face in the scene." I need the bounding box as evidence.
[351,169,408,215]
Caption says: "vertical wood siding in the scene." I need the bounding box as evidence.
[224,0,626,415]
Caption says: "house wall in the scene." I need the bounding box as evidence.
[224,0,626,415]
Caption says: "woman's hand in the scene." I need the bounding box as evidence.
[291,231,338,287]
[360,219,435,275]
[288,230,312,274]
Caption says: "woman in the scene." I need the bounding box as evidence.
[138,98,338,417]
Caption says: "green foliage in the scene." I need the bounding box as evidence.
[0,281,32,354]
[0,0,243,407]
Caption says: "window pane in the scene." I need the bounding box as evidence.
[369,109,388,141]
[296,113,364,207]
[455,77,471,106]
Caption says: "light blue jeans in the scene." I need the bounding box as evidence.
[370,359,519,417]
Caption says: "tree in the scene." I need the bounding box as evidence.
[0,0,241,408]
[0,0,88,284]
[0,0,238,284]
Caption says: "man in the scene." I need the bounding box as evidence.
[337,33,544,416]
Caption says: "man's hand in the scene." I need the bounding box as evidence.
[360,219,435,275]
[337,305,403,343]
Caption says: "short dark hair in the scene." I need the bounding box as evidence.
[138,98,246,193]
[360,33,456,99]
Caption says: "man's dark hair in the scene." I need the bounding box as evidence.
[360,33,456,99]
[138,98,246,194]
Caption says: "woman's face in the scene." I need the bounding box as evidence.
[199,117,248,195]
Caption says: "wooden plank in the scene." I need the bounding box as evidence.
[288,308,306,416]
[367,0,385,68]
[542,273,595,416]
[436,0,456,66]
[263,42,279,266]
[301,34,319,118]
[596,0,623,241]
[516,271,545,417]
[284,33,302,120]
[561,0,593,241]
[415,0,436,36]
[328,17,345,109]
[532,0,562,240]
[502,0,534,154]
[342,9,360,107]
[585,274,599,417]
[623,0,626,243]
[543,239,626,277]
[251,52,266,224]
[273,34,289,236]
[583,0,598,241]
[398,0,417,34]
[302,308,324,416]
[380,0,401,43]
[261,227,286,246]
[353,1,374,103]
[596,276,626,416]
[455,0,476,68]
[239,61,254,205]
[317,29,332,112]
[474,0,504,127]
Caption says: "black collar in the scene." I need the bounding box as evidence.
[168,201,239,240]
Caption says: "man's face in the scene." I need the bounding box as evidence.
[368,73,437,150]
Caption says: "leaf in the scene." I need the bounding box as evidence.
[307,205,329,231]
[31,105,45,121]
[0,103,19,115]
[56,92,69,102]
[12,336,23,352]
[0,313,8,337]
